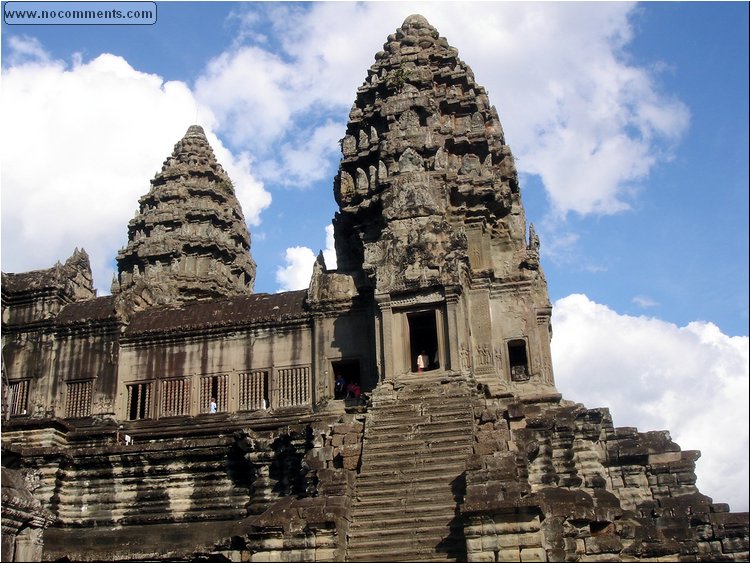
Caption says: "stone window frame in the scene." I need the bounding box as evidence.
[7,378,31,416]
[200,373,229,414]
[272,365,311,409]
[238,369,269,412]
[160,377,191,418]
[64,379,93,418]
[125,381,153,421]
[506,337,531,382]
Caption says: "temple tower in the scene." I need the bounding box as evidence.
[332,15,554,391]
[113,125,256,306]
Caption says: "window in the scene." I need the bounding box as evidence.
[239,370,269,411]
[508,339,530,382]
[65,380,92,418]
[161,378,191,417]
[127,382,152,420]
[8,379,30,416]
[274,367,310,408]
[201,374,228,413]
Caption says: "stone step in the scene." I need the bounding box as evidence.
[354,493,461,509]
[362,441,471,472]
[349,512,461,533]
[373,391,472,403]
[369,413,473,430]
[356,461,468,483]
[355,481,464,497]
[351,498,458,517]
[346,533,465,561]
[361,452,470,470]
[363,426,474,446]
[363,432,473,448]
[372,405,473,419]
[347,374,474,563]
[356,461,468,480]
[349,523,463,542]
[355,483,461,501]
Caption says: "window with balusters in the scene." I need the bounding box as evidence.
[238,370,269,411]
[8,379,30,416]
[274,366,310,408]
[161,378,191,417]
[200,374,228,413]
[65,380,92,418]
[126,382,153,420]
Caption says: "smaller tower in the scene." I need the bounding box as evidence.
[113,126,256,306]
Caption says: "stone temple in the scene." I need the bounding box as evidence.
[2,15,748,563]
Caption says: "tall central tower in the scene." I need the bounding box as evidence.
[331,15,554,390]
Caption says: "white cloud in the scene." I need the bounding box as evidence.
[633,295,659,308]
[275,224,337,292]
[1,48,270,295]
[3,35,52,66]
[323,223,337,270]
[275,246,316,292]
[194,3,689,217]
[552,294,749,512]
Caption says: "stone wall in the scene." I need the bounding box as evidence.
[2,409,365,561]
[463,393,750,562]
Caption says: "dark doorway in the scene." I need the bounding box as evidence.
[407,310,439,372]
[332,359,361,399]
[508,339,530,381]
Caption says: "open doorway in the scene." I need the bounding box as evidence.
[407,310,439,372]
[332,359,361,399]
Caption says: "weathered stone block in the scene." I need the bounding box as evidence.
[497,547,521,562]
[468,552,496,562]
[498,534,520,548]
[466,536,483,553]
[585,534,623,554]
[519,546,546,562]
[722,536,750,553]
[341,455,358,471]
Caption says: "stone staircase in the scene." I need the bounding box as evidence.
[346,371,476,562]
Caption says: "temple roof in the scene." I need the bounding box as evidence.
[57,296,119,325]
[124,290,308,336]
[1,249,95,302]
[2,267,63,295]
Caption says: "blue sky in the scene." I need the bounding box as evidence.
[2,2,748,510]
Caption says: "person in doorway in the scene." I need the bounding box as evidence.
[417,350,429,373]
[346,381,361,400]
[209,397,217,413]
[334,374,347,399]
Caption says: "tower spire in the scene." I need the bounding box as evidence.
[114,125,256,306]
[332,14,527,294]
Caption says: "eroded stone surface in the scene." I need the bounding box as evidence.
[113,125,256,307]
[332,13,527,296]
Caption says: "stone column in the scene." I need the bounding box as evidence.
[444,288,461,372]
[376,294,394,380]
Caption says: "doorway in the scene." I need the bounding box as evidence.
[407,310,439,372]
[332,359,361,399]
